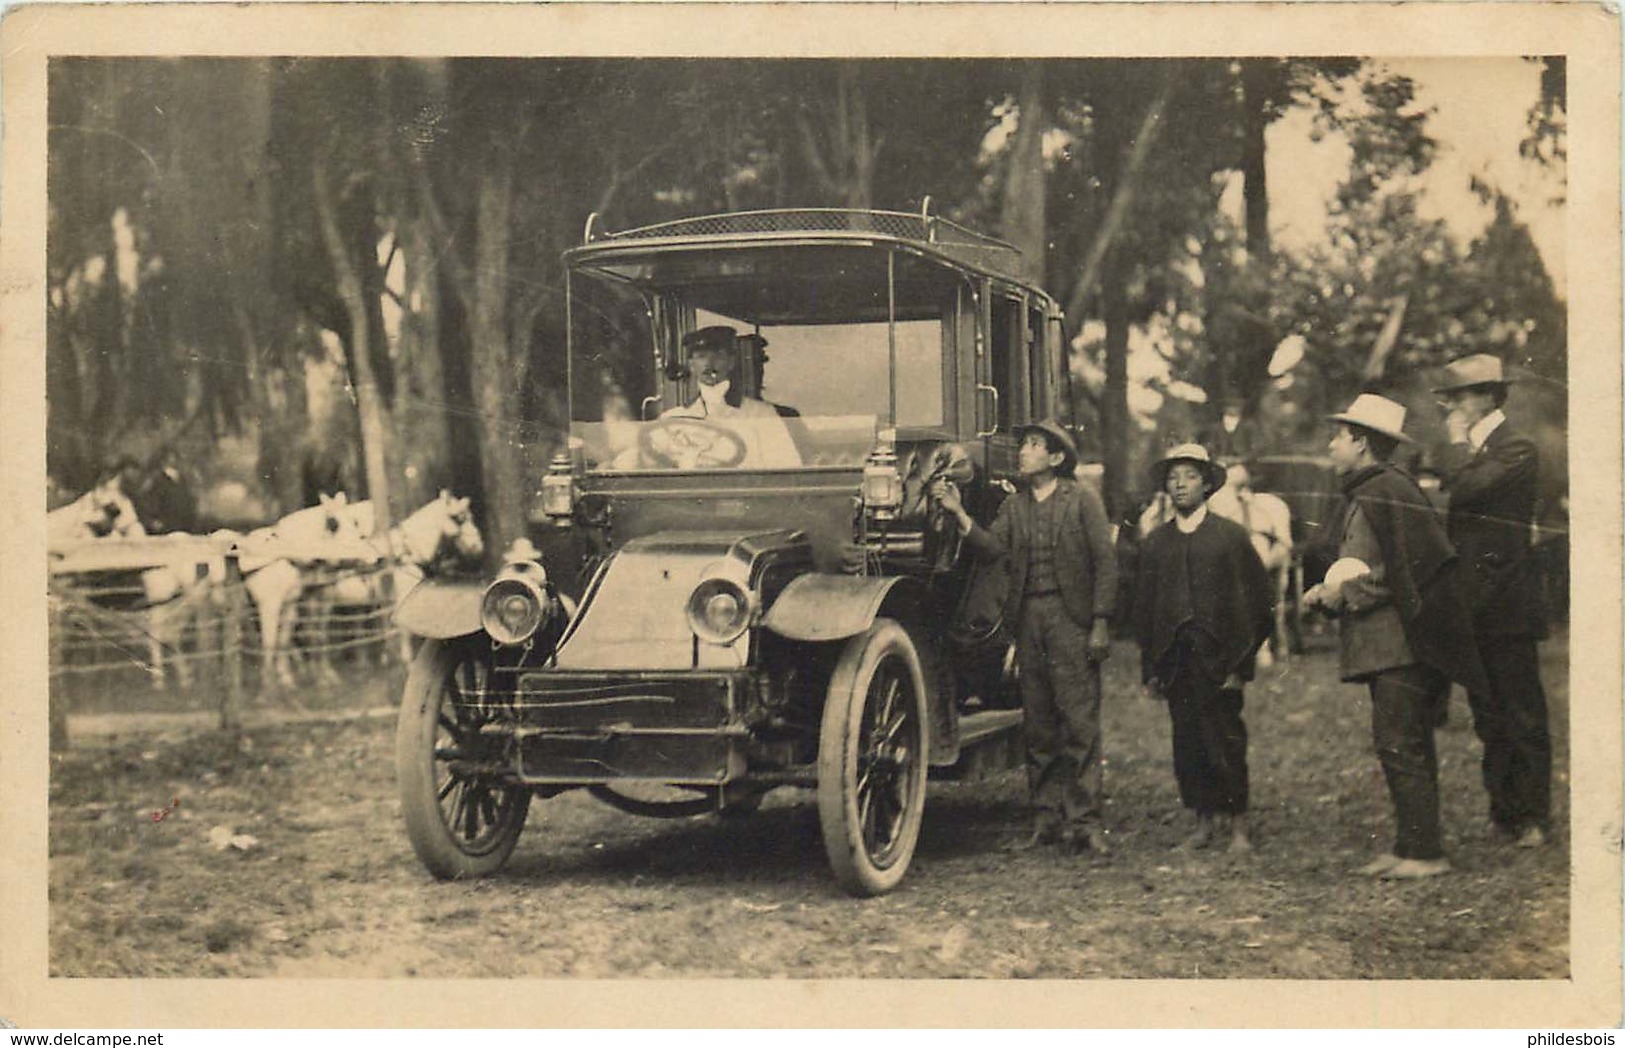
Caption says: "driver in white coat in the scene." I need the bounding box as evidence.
[659,326,800,468]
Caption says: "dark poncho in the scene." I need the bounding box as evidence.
[1342,463,1491,695]
[1135,512,1275,685]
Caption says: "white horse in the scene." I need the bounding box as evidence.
[233,491,483,688]
[227,492,371,690]
[322,491,485,667]
[46,479,144,545]
[48,480,225,687]
[1208,464,1294,665]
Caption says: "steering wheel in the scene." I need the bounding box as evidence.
[639,416,749,469]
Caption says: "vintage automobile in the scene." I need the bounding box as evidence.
[394,205,1073,895]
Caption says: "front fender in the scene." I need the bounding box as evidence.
[760,573,924,642]
[394,577,485,640]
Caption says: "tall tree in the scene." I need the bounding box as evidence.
[1047,60,1195,514]
[794,61,879,208]
[274,59,406,535]
[998,64,1048,286]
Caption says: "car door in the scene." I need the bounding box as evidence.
[979,284,1031,483]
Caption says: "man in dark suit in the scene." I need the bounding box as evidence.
[933,419,1117,856]
[1435,354,1552,849]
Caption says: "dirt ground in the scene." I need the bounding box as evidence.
[49,631,1570,979]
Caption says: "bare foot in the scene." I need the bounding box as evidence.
[1356,853,1401,877]
[1228,814,1252,854]
[1178,814,1214,851]
[1515,825,1548,849]
[1379,857,1452,880]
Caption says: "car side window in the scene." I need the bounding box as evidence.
[1027,305,1051,420]
[988,292,1028,430]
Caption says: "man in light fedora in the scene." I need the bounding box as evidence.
[1134,443,1275,853]
[1435,353,1552,848]
[932,419,1117,857]
[1305,394,1489,879]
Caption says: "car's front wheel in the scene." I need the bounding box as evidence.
[816,618,929,896]
[396,637,530,879]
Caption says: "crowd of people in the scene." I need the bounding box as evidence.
[931,352,1554,879]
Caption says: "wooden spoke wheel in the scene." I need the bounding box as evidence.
[396,638,530,879]
[817,618,930,896]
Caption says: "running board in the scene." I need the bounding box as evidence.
[933,708,1024,781]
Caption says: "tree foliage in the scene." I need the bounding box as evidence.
[1266,66,1564,461]
[45,56,1567,539]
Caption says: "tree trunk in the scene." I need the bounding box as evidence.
[1066,70,1178,517]
[1199,232,1232,435]
[1240,60,1272,266]
[468,151,525,560]
[1238,60,1275,415]
[999,65,1048,287]
[841,64,876,210]
[1100,243,1131,519]
[313,155,393,538]
[797,62,879,209]
[1062,72,1176,321]
[234,60,307,515]
[395,218,450,508]
[238,305,309,516]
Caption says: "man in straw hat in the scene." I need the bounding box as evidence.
[932,419,1117,856]
[1434,353,1552,849]
[1134,443,1275,853]
[1305,394,1489,879]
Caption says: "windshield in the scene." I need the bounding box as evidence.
[569,279,947,472]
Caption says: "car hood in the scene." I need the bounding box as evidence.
[552,528,804,671]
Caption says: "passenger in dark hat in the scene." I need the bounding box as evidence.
[1134,443,1275,853]
[1434,354,1552,849]
[932,418,1116,856]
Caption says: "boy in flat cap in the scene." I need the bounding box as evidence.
[1134,443,1275,853]
[1306,395,1489,879]
[932,419,1117,856]
[1434,354,1552,849]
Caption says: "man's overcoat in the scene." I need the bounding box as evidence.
[1134,513,1275,685]
[1440,421,1546,638]
[1344,463,1491,696]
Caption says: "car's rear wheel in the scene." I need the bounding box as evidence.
[817,618,929,896]
[396,637,530,879]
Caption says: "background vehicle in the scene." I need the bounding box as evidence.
[395,205,1069,895]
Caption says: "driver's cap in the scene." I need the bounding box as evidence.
[683,326,738,354]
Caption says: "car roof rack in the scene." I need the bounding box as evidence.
[576,200,1031,285]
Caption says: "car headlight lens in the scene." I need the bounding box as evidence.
[685,577,754,645]
[481,574,549,646]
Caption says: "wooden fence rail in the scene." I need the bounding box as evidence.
[47,537,404,749]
